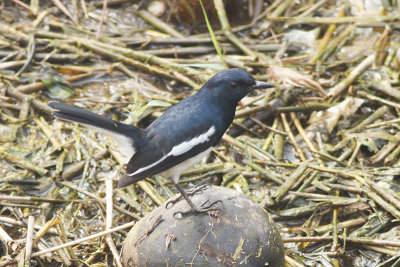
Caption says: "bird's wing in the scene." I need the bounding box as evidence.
[118,123,218,187]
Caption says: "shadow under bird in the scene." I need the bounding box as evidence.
[48,68,274,214]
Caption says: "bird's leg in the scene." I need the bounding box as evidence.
[166,184,209,207]
[166,180,221,215]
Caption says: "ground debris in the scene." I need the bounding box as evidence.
[1,1,400,266]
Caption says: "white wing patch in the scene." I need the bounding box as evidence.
[127,126,215,176]
[169,126,215,156]
[129,154,168,176]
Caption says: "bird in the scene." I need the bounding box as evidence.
[48,68,274,214]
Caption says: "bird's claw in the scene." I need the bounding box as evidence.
[185,184,210,195]
[173,199,222,218]
[165,184,210,209]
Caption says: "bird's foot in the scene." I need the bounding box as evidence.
[173,199,222,217]
[185,184,210,195]
[166,184,209,209]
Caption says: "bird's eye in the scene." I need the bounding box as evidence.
[229,82,238,89]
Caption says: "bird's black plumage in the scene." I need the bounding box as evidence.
[48,68,274,212]
[48,101,144,147]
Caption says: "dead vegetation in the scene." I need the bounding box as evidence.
[1,0,400,266]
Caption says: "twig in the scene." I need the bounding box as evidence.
[284,236,400,247]
[16,72,92,94]
[281,113,306,160]
[136,10,185,38]
[309,9,344,64]
[58,181,141,220]
[0,195,81,204]
[30,221,136,258]
[285,255,305,267]
[132,215,163,247]
[274,161,309,202]
[269,15,399,25]
[16,35,35,77]
[10,0,31,11]
[358,91,400,109]
[137,180,166,206]
[96,0,108,41]
[105,173,123,267]
[214,0,261,59]
[0,150,48,176]
[80,39,200,88]
[252,0,295,36]
[328,53,376,98]
[24,216,35,266]
[50,0,79,25]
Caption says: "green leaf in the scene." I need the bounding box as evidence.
[39,75,73,99]
[47,82,74,99]
[198,0,227,68]
[130,100,171,124]
[146,100,172,107]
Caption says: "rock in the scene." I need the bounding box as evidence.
[121,186,285,267]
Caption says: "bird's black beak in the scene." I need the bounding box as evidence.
[249,80,275,91]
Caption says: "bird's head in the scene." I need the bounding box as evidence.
[202,68,274,104]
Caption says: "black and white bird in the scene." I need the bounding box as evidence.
[48,68,274,213]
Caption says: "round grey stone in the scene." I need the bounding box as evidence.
[121,186,285,267]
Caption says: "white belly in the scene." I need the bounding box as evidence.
[162,147,213,183]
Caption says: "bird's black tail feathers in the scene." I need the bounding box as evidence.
[48,101,144,158]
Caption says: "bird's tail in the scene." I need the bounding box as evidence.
[48,101,144,162]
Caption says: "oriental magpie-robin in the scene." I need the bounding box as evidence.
[48,68,274,213]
